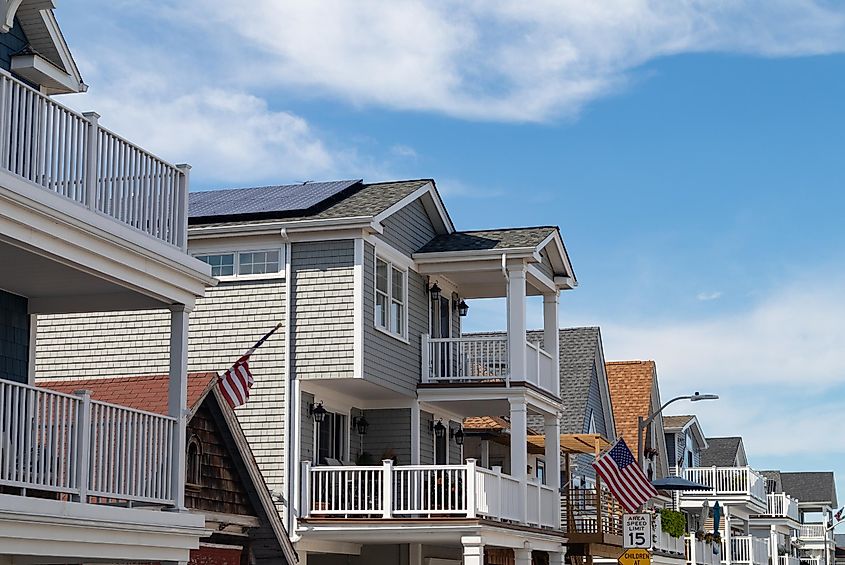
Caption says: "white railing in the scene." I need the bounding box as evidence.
[683,466,767,504]
[0,379,176,505]
[800,557,822,565]
[780,556,801,565]
[421,335,557,395]
[652,514,685,555]
[525,341,556,393]
[0,70,188,248]
[302,459,556,528]
[730,535,769,565]
[768,492,800,521]
[799,524,826,539]
[686,535,722,565]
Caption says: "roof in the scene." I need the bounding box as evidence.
[39,373,218,415]
[663,415,695,430]
[464,416,509,431]
[527,433,611,455]
[416,227,556,253]
[605,360,656,460]
[189,179,432,225]
[780,472,838,506]
[699,437,743,467]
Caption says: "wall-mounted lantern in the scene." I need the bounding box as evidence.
[431,419,446,439]
[353,416,369,436]
[308,402,327,423]
[430,283,442,302]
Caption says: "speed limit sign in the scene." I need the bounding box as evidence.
[623,513,652,549]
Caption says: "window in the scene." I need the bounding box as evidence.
[186,435,203,487]
[374,257,406,338]
[316,411,347,465]
[687,450,694,468]
[195,248,283,279]
[536,459,546,484]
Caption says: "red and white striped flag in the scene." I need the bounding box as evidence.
[218,324,281,409]
[592,438,658,513]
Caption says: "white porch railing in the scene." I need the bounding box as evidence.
[652,514,685,555]
[301,459,557,529]
[686,535,722,565]
[800,557,822,565]
[0,69,188,248]
[683,466,767,504]
[768,492,800,521]
[780,556,801,565]
[799,524,826,539]
[0,379,176,505]
[421,335,557,395]
[730,536,769,565]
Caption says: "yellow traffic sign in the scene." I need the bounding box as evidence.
[618,548,651,565]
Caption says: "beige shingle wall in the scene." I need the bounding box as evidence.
[35,279,288,494]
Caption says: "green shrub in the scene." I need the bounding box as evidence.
[659,508,687,538]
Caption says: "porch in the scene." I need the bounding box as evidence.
[680,467,768,513]
[799,524,827,541]
[765,492,800,522]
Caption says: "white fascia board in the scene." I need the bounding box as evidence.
[0,0,24,32]
[537,229,577,282]
[352,238,364,379]
[413,247,536,262]
[11,53,83,95]
[189,216,379,238]
[526,264,556,294]
[372,181,454,235]
[41,7,85,87]
[553,276,577,290]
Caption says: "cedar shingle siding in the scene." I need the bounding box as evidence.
[379,198,437,255]
[0,289,28,383]
[291,241,355,379]
[35,279,288,495]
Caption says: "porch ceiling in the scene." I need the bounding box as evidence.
[418,263,550,299]
[0,237,164,313]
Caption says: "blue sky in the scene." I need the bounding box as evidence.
[59,2,845,507]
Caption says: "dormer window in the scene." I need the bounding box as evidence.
[186,435,203,488]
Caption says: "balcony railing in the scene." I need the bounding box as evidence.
[780,556,801,565]
[800,557,822,565]
[730,535,769,565]
[0,379,176,505]
[768,492,800,521]
[682,466,767,504]
[686,535,722,565]
[652,514,685,555]
[560,486,624,536]
[799,524,826,540]
[300,459,557,529]
[0,69,188,248]
[421,335,556,395]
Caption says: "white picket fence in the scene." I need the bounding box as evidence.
[302,459,558,528]
[0,379,176,505]
[0,69,188,248]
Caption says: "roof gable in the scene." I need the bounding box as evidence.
[700,437,745,467]
[780,471,838,506]
[605,360,656,461]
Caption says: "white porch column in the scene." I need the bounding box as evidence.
[506,263,527,381]
[549,549,567,565]
[514,547,532,565]
[545,412,562,528]
[509,397,528,523]
[724,508,732,565]
[168,304,190,511]
[770,525,778,565]
[481,439,490,468]
[461,536,484,565]
[543,291,560,369]
[27,313,37,385]
[410,543,422,565]
[411,400,421,465]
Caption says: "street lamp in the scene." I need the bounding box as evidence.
[637,391,719,468]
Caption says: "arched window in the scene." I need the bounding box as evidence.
[186,435,203,487]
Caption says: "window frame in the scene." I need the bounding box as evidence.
[193,247,285,281]
[373,255,408,342]
[186,435,203,489]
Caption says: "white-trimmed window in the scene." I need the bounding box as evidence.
[195,249,283,279]
[375,257,407,339]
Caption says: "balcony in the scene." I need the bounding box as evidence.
[799,524,826,541]
[0,69,188,249]
[766,492,800,521]
[681,467,767,510]
[560,487,623,540]
[300,459,558,530]
[0,379,176,505]
[780,556,801,565]
[421,334,557,396]
[729,535,769,565]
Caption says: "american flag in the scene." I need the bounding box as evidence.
[218,324,281,409]
[592,438,657,513]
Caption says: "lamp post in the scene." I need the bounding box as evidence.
[637,391,718,469]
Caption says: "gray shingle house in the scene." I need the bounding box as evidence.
[35,178,577,565]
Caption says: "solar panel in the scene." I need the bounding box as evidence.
[188,179,362,218]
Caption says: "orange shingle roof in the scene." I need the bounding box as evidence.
[39,373,219,415]
[464,416,509,431]
[605,360,656,460]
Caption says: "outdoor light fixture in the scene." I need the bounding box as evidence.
[458,300,469,317]
[430,283,442,302]
[353,416,369,436]
[431,419,446,439]
[636,390,719,468]
[309,402,327,423]
[451,427,465,446]
[690,392,719,401]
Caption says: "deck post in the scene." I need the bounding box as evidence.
[421,334,430,383]
[461,536,484,565]
[301,461,311,518]
[410,399,421,465]
[492,465,503,518]
[175,164,191,251]
[168,304,190,510]
[466,459,477,518]
[545,412,561,528]
[506,262,527,381]
[82,112,99,210]
[508,396,528,524]
[72,389,92,503]
[381,459,393,519]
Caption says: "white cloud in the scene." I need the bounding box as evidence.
[696,291,723,301]
[390,144,418,158]
[178,0,845,121]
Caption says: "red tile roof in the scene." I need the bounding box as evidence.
[39,373,219,415]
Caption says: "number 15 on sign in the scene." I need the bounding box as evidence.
[623,513,652,549]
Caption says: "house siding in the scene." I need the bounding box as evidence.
[301,391,314,463]
[575,362,609,482]
[420,410,435,465]
[363,242,427,396]
[379,198,436,255]
[35,279,288,496]
[291,241,355,380]
[0,289,28,383]
[0,19,27,73]
[361,408,412,465]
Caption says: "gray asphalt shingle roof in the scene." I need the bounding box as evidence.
[663,415,695,431]
[700,437,743,467]
[780,472,837,506]
[416,227,557,253]
[188,179,431,224]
